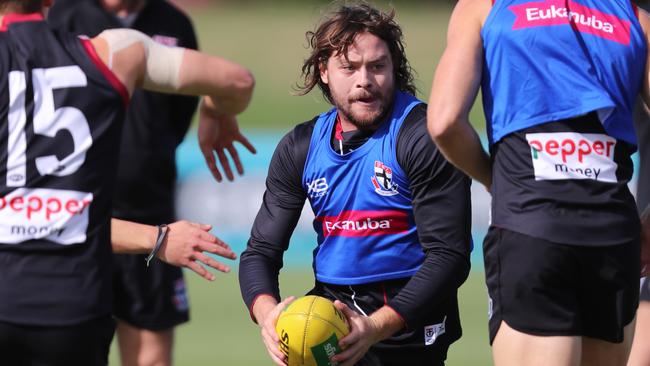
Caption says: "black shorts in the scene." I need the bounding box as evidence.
[113,253,189,331]
[484,227,639,344]
[310,278,461,366]
[0,315,114,366]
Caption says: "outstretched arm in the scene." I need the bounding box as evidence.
[111,219,237,281]
[89,29,256,182]
[427,0,492,189]
[89,29,254,112]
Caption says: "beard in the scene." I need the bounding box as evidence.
[331,87,395,130]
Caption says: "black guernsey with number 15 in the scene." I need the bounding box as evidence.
[0,15,127,326]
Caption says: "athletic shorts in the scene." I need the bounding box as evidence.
[113,253,189,331]
[484,227,639,344]
[0,315,114,366]
[310,278,461,366]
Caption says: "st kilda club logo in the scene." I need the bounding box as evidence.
[371,161,399,197]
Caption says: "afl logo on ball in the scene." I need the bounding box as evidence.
[371,161,398,196]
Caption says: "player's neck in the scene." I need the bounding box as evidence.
[338,116,358,133]
[337,113,386,134]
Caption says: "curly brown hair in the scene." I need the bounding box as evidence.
[296,2,417,104]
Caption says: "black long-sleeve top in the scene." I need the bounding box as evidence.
[239,104,472,328]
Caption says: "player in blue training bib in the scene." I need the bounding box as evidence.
[240,3,472,366]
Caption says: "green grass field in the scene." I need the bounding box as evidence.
[109,2,493,365]
[110,269,493,365]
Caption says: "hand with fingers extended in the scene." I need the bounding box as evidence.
[198,105,256,182]
[155,220,237,281]
[253,295,296,366]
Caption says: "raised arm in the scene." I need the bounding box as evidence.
[111,219,237,281]
[427,0,492,189]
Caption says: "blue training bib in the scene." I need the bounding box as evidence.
[302,91,425,285]
[481,0,646,146]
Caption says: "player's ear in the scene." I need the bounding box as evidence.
[319,60,329,85]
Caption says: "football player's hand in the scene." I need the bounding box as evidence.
[331,300,381,366]
[258,296,296,366]
[156,220,236,281]
[198,107,256,182]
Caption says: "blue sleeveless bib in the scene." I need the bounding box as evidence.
[302,92,424,285]
[481,0,646,146]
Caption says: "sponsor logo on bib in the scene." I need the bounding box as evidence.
[0,188,93,244]
[307,177,329,198]
[318,210,408,237]
[526,132,617,182]
[509,0,632,45]
[371,161,399,196]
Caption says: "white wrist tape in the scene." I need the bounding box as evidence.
[98,29,185,92]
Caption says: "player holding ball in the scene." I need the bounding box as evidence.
[239,3,472,366]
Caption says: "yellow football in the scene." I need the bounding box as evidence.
[276,295,350,366]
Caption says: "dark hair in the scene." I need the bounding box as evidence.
[297,2,416,103]
[0,0,43,13]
